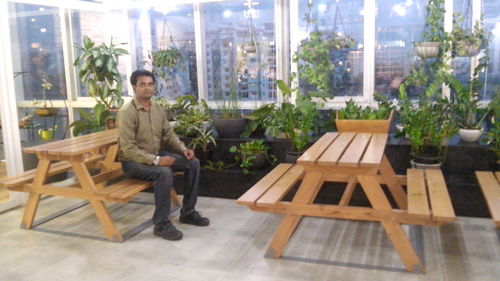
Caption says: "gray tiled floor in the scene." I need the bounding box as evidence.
[0,194,499,281]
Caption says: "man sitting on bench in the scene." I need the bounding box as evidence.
[117,69,209,241]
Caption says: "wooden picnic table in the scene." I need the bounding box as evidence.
[237,132,455,272]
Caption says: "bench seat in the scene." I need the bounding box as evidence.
[407,169,455,223]
[0,153,104,191]
[475,171,500,228]
[236,164,304,207]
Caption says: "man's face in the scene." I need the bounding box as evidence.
[133,75,155,100]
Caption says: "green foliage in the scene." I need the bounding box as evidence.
[229,140,275,174]
[422,0,447,42]
[203,160,228,171]
[173,97,212,137]
[215,84,242,119]
[147,47,185,94]
[337,94,394,120]
[74,36,128,109]
[482,95,499,159]
[293,31,355,97]
[69,103,112,136]
[450,13,488,56]
[189,127,216,152]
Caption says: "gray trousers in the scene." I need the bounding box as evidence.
[121,152,201,225]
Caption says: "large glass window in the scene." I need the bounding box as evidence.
[480,0,500,100]
[203,0,276,101]
[375,0,426,99]
[451,0,472,85]
[130,4,197,99]
[10,3,67,102]
[297,0,364,98]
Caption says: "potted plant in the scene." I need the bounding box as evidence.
[399,84,457,168]
[414,0,447,58]
[74,36,128,114]
[173,97,212,137]
[335,94,395,133]
[450,13,488,57]
[147,46,185,95]
[69,103,112,136]
[229,139,275,174]
[33,79,59,117]
[189,126,216,164]
[213,84,245,138]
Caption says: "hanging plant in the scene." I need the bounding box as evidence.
[450,13,488,57]
[414,0,447,58]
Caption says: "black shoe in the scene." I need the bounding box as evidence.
[153,220,183,240]
[179,211,210,226]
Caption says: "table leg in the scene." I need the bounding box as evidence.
[338,176,357,206]
[21,159,50,229]
[267,172,323,258]
[357,175,424,272]
[72,161,123,242]
[380,155,407,210]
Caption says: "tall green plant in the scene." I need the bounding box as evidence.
[74,36,128,109]
[69,103,111,136]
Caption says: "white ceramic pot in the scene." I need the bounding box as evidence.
[414,42,440,58]
[458,128,482,143]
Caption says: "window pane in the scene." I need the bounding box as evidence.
[71,9,129,98]
[481,0,500,100]
[375,0,426,99]
[10,3,67,102]
[130,4,197,99]
[297,0,364,98]
[203,0,276,101]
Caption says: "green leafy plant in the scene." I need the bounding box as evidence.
[189,127,216,152]
[69,103,112,136]
[74,36,128,109]
[173,97,212,137]
[482,94,500,159]
[203,160,228,171]
[337,94,394,120]
[147,47,185,95]
[215,84,242,119]
[229,139,275,174]
[449,13,488,57]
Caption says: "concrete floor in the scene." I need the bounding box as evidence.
[0,194,499,281]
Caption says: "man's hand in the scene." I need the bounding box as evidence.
[158,156,176,167]
[183,149,195,161]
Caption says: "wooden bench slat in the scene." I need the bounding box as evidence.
[360,133,388,167]
[236,164,294,206]
[425,169,455,222]
[475,171,500,228]
[407,169,431,218]
[0,154,104,189]
[338,133,372,167]
[107,179,152,201]
[257,165,304,206]
[317,132,355,166]
[297,133,338,165]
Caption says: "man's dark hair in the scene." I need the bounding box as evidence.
[130,69,155,86]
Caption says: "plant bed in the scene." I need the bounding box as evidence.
[336,110,394,133]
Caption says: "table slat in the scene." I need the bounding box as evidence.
[360,133,388,167]
[317,132,355,166]
[297,132,338,165]
[338,133,372,167]
[407,169,430,217]
[425,169,455,221]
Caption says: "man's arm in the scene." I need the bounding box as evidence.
[118,109,156,165]
[161,115,188,155]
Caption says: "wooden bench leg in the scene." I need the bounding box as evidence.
[89,200,123,242]
[339,176,357,206]
[380,155,407,210]
[358,175,423,272]
[267,172,323,258]
[21,193,41,229]
[171,189,181,207]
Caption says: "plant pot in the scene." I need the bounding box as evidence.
[106,118,116,129]
[410,155,442,169]
[34,108,59,117]
[195,149,214,164]
[37,126,58,141]
[454,42,481,57]
[243,151,266,170]
[214,118,246,138]
[458,128,483,142]
[285,150,302,163]
[335,110,394,133]
[413,42,440,58]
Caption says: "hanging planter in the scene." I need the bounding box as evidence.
[34,107,59,117]
[449,10,487,57]
[413,42,440,58]
[454,41,481,57]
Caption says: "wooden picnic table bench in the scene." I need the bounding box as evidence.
[0,129,181,242]
[475,171,500,228]
[237,132,456,272]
